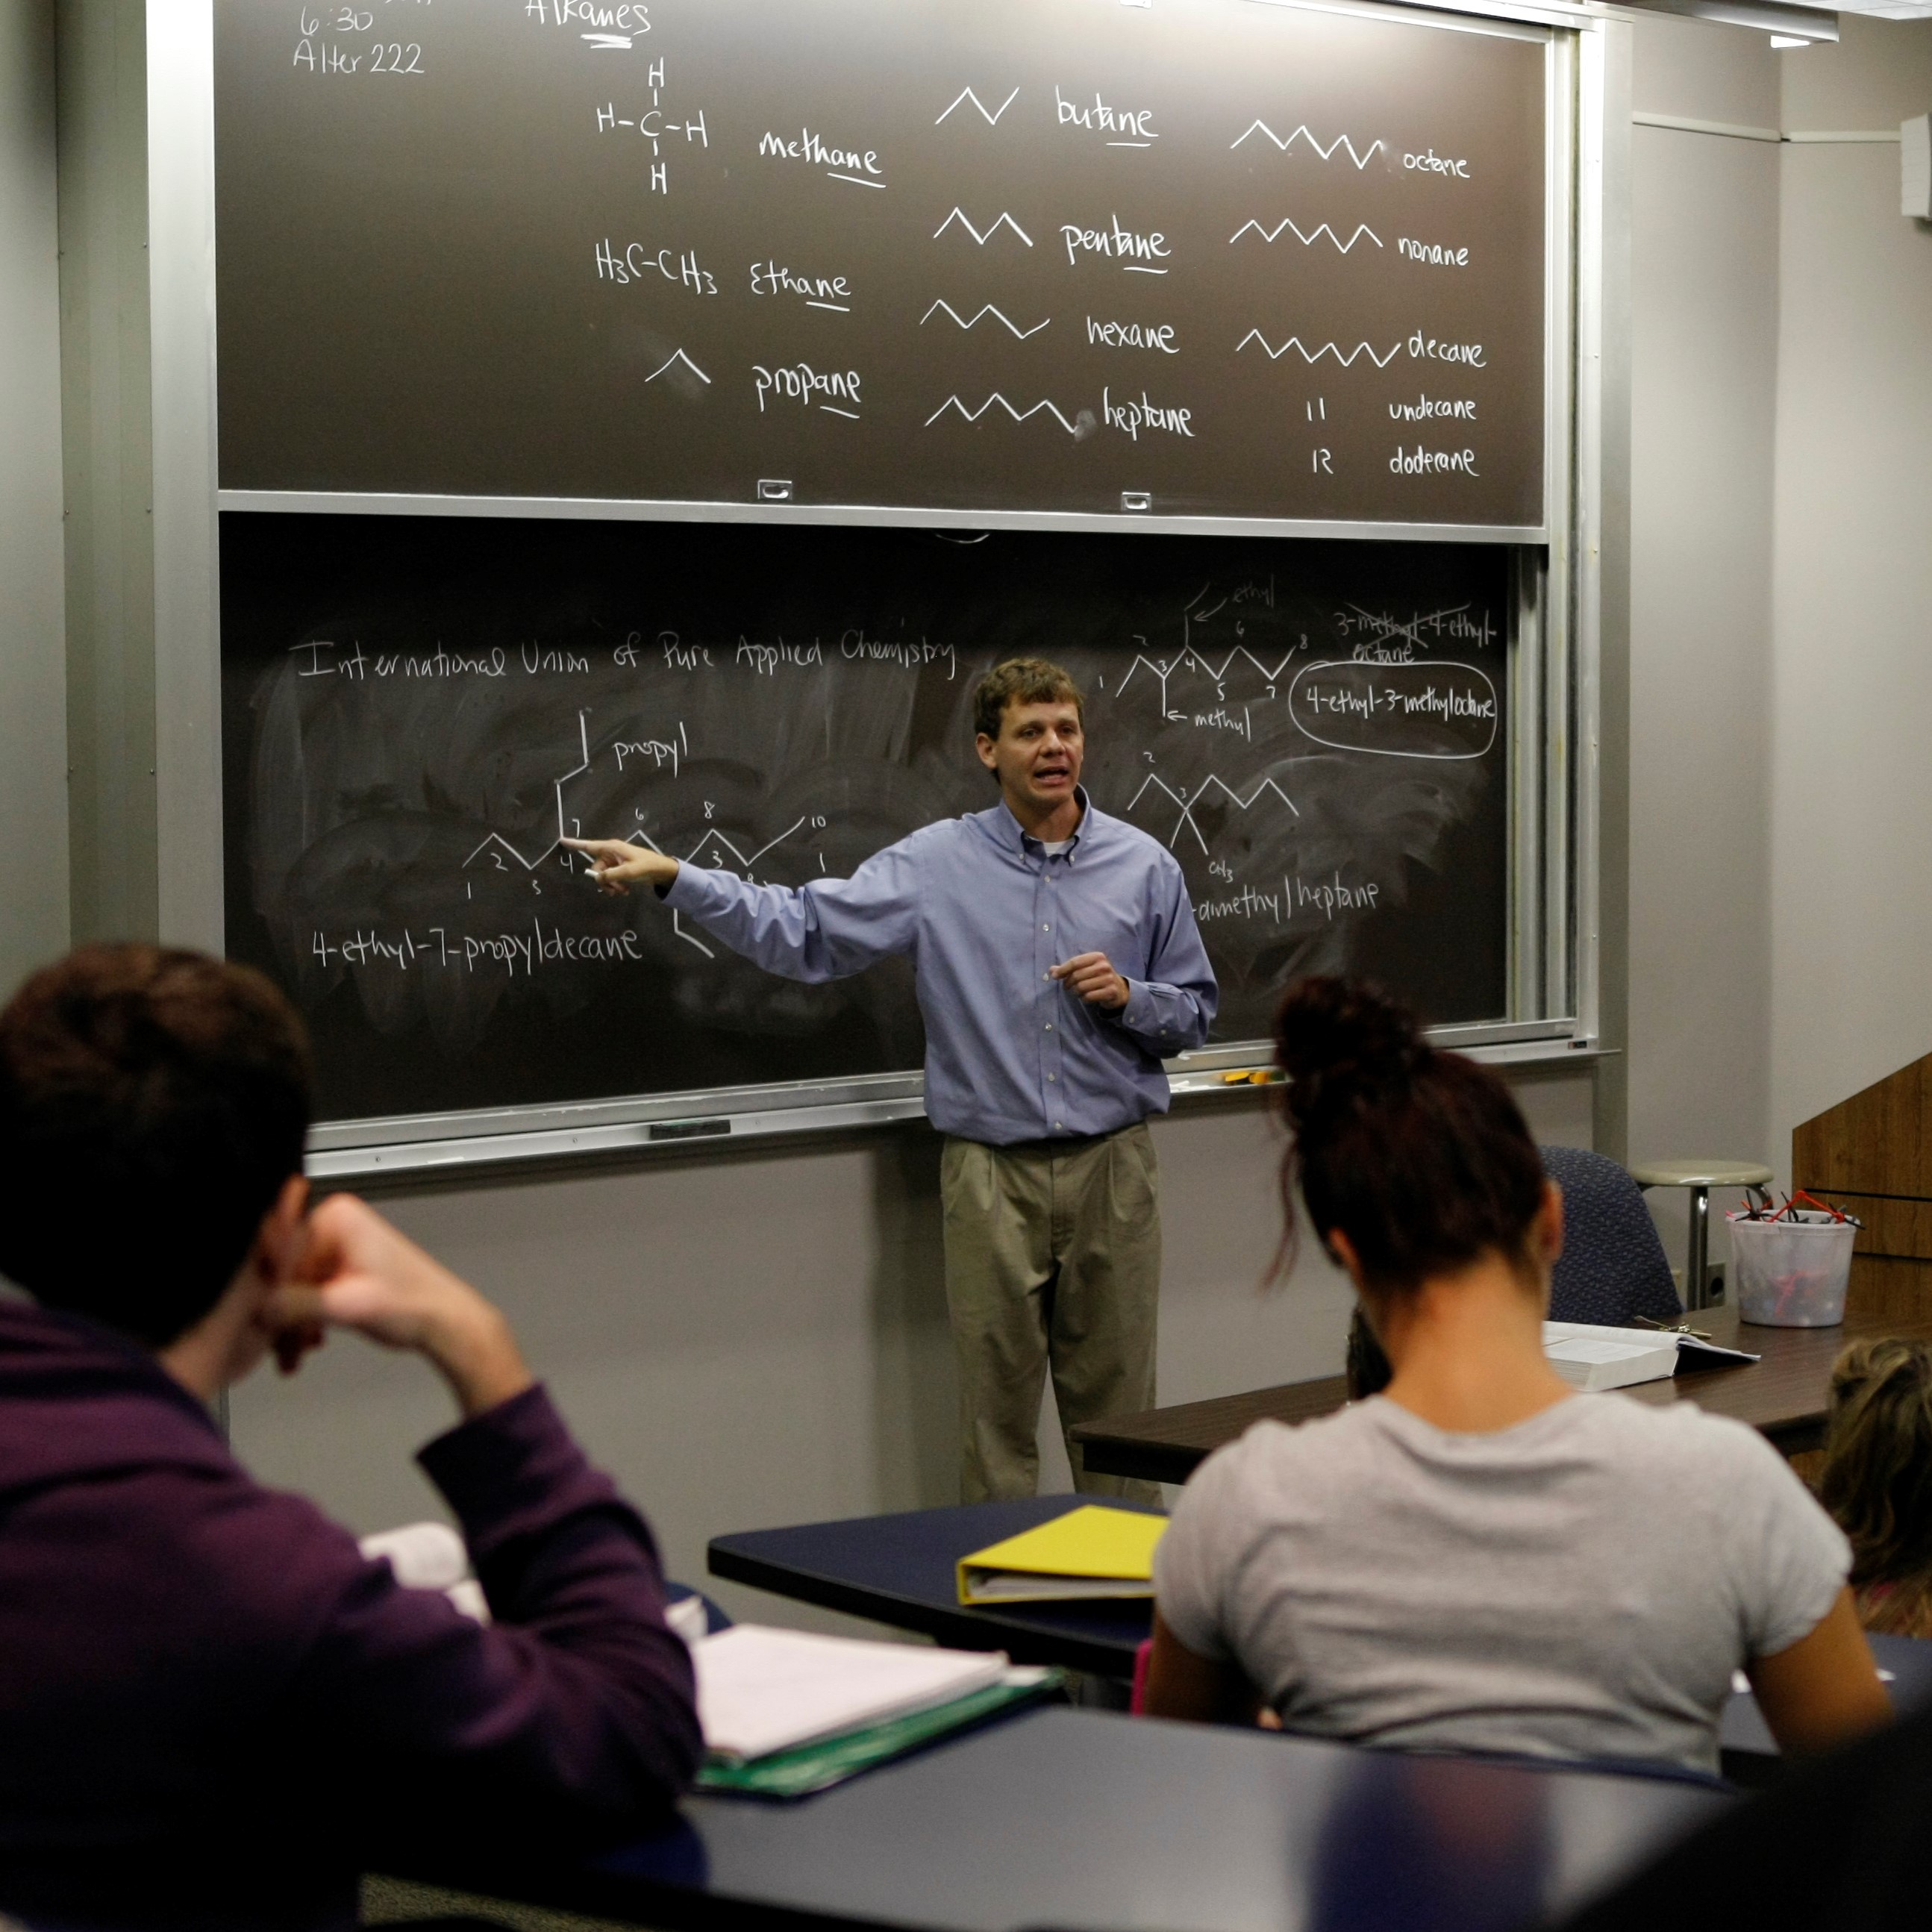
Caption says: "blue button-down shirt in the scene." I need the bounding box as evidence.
[663,794,1218,1145]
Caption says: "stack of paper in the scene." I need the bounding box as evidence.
[1542,1321,1680,1392]
[690,1625,1059,1795]
[957,1504,1167,1606]
[694,1625,1009,1760]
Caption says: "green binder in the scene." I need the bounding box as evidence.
[695,1668,1069,1799]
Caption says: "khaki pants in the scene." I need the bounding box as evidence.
[940,1122,1162,1507]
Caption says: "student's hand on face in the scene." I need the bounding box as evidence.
[1050,951,1131,1010]
[561,837,678,895]
[266,1195,535,1418]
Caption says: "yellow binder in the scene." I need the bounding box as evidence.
[956,1505,1167,1606]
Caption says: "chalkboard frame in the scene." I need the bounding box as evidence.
[143,0,1615,1178]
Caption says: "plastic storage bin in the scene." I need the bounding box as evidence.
[1727,1210,1856,1327]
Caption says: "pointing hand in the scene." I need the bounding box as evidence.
[562,837,679,896]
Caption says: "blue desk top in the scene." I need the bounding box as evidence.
[478,1707,1728,1932]
[709,1493,1160,1676]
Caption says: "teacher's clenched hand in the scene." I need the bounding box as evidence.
[1049,951,1131,1011]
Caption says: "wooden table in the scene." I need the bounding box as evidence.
[1072,1304,1932,1486]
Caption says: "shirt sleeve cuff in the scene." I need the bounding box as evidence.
[1113,980,1162,1040]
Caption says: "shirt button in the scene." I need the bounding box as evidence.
[1042,923,1051,933]
[1048,1073,1057,1083]
[1044,1023,1053,1032]
[1054,1121,1064,1131]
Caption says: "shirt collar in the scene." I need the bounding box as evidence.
[990,787,1095,858]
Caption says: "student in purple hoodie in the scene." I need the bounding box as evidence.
[0,945,702,1931]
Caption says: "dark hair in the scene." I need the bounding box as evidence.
[972,657,1084,744]
[1820,1338,1932,1601]
[1275,977,1547,1295]
[0,945,313,1347]
[1345,1307,1393,1399]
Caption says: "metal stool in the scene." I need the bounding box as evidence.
[1628,1160,1775,1313]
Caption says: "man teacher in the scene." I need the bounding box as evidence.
[568,658,1217,1502]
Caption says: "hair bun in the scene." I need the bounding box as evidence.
[1274,977,1426,1127]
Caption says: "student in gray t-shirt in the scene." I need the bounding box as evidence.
[1145,978,1891,1775]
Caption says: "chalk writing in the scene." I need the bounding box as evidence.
[754,262,854,312]
[754,362,863,417]
[1389,395,1476,422]
[1055,85,1158,146]
[594,240,717,293]
[1390,445,1478,475]
[757,128,886,189]
[1398,237,1468,266]
[1087,316,1177,352]
[1061,215,1170,272]
[1103,386,1195,440]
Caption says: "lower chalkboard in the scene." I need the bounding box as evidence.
[220,514,1510,1125]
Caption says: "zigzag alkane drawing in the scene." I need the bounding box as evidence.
[1237,331,1401,369]
[1229,122,1386,169]
[643,348,712,386]
[924,392,1082,434]
[934,85,1019,126]
[1127,772,1301,857]
[1229,218,1382,252]
[919,300,1050,340]
[931,207,1035,248]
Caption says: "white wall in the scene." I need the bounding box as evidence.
[1769,21,1932,1166]
[0,0,70,994]
[1624,15,1932,1256]
[1626,16,1782,1270]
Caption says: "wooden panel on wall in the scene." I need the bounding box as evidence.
[1794,1048,1932,1321]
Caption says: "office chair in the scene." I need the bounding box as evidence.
[1541,1145,1684,1325]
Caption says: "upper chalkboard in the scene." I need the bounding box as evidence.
[213,0,1549,528]
[220,513,1510,1125]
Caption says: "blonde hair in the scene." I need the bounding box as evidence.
[1819,1337,1932,1631]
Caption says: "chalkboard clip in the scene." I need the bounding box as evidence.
[1120,491,1151,513]
[757,479,795,502]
